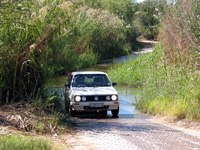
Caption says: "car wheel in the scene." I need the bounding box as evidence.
[101,111,107,117]
[69,106,76,117]
[111,107,119,117]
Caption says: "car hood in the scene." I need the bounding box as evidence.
[72,87,118,96]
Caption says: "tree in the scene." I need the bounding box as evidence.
[134,0,164,39]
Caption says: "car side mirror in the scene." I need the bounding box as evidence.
[112,82,117,86]
[65,83,70,89]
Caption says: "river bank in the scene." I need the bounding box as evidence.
[108,42,200,122]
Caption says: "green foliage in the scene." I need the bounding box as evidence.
[34,89,57,109]
[0,0,68,103]
[79,0,136,23]
[193,1,200,43]
[109,0,200,120]
[108,45,200,120]
[33,108,68,134]
[108,56,145,87]
[0,135,54,150]
[49,6,131,72]
[29,89,68,134]
[49,39,100,73]
[134,0,164,39]
[74,7,130,59]
[0,0,139,104]
[78,0,139,50]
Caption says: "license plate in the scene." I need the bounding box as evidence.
[89,103,104,107]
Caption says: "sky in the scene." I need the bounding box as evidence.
[136,0,146,2]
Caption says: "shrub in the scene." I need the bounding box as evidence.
[134,0,164,40]
[79,0,136,23]
[51,6,131,65]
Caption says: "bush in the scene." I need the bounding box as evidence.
[50,6,131,67]
[134,0,163,40]
[79,0,136,23]
[78,0,139,50]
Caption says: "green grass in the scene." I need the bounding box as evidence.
[108,45,200,120]
[0,135,57,150]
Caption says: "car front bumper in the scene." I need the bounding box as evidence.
[71,101,119,112]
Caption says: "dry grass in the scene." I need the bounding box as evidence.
[0,103,34,131]
[159,0,199,67]
[0,103,68,134]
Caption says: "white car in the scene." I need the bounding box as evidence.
[65,71,119,117]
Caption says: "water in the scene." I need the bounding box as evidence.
[44,54,140,88]
[44,53,141,115]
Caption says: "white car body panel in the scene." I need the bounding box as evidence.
[71,87,118,96]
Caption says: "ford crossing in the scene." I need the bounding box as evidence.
[65,71,119,117]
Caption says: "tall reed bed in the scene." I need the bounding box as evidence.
[0,0,69,104]
[108,44,200,120]
[108,0,200,120]
[159,0,200,68]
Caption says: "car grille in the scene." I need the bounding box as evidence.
[84,106,109,110]
[82,96,111,101]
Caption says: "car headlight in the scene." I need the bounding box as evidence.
[75,96,81,102]
[106,96,111,101]
[82,96,87,101]
[111,95,117,101]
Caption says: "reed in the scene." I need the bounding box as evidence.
[108,44,200,120]
[108,0,200,121]
[0,0,69,103]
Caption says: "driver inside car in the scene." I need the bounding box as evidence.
[74,76,85,86]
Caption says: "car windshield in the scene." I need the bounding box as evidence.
[72,74,112,87]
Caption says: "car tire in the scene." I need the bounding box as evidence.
[112,107,119,117]
[101,111,107,117]
[69,106,76,117]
